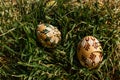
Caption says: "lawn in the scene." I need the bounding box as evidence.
[0,0,120,80]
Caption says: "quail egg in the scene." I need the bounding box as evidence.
[77,36,103,69]
[36,23,61,48]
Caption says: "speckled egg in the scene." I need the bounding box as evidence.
[77,36,103,69]
[36,23,61,48]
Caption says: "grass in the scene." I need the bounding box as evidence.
[0,0,120,80]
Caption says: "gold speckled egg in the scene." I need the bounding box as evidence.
[36,23,61,48]
[77,36,103,69]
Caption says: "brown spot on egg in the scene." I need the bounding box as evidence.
[84,62,89,67]
[44,37,51,42]
[40,33,47,40]
[92,42,99,49]
[81,55,88,66]
[91,36,95,41]
[85,36,90,41]
[81,55,87,61]
[46,41,51,46]
[89,53,96,61]
[84,41,90,51]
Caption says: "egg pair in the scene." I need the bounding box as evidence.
[36,23,103,69]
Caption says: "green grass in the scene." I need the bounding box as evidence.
[0,0,120,80]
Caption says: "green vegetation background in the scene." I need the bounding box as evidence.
[0,0,120,80]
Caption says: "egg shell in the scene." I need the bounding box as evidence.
[36,23,61,48]
[77,36,103,69]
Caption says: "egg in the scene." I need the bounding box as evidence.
[36,23,61,48]
[77,36,103,69]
